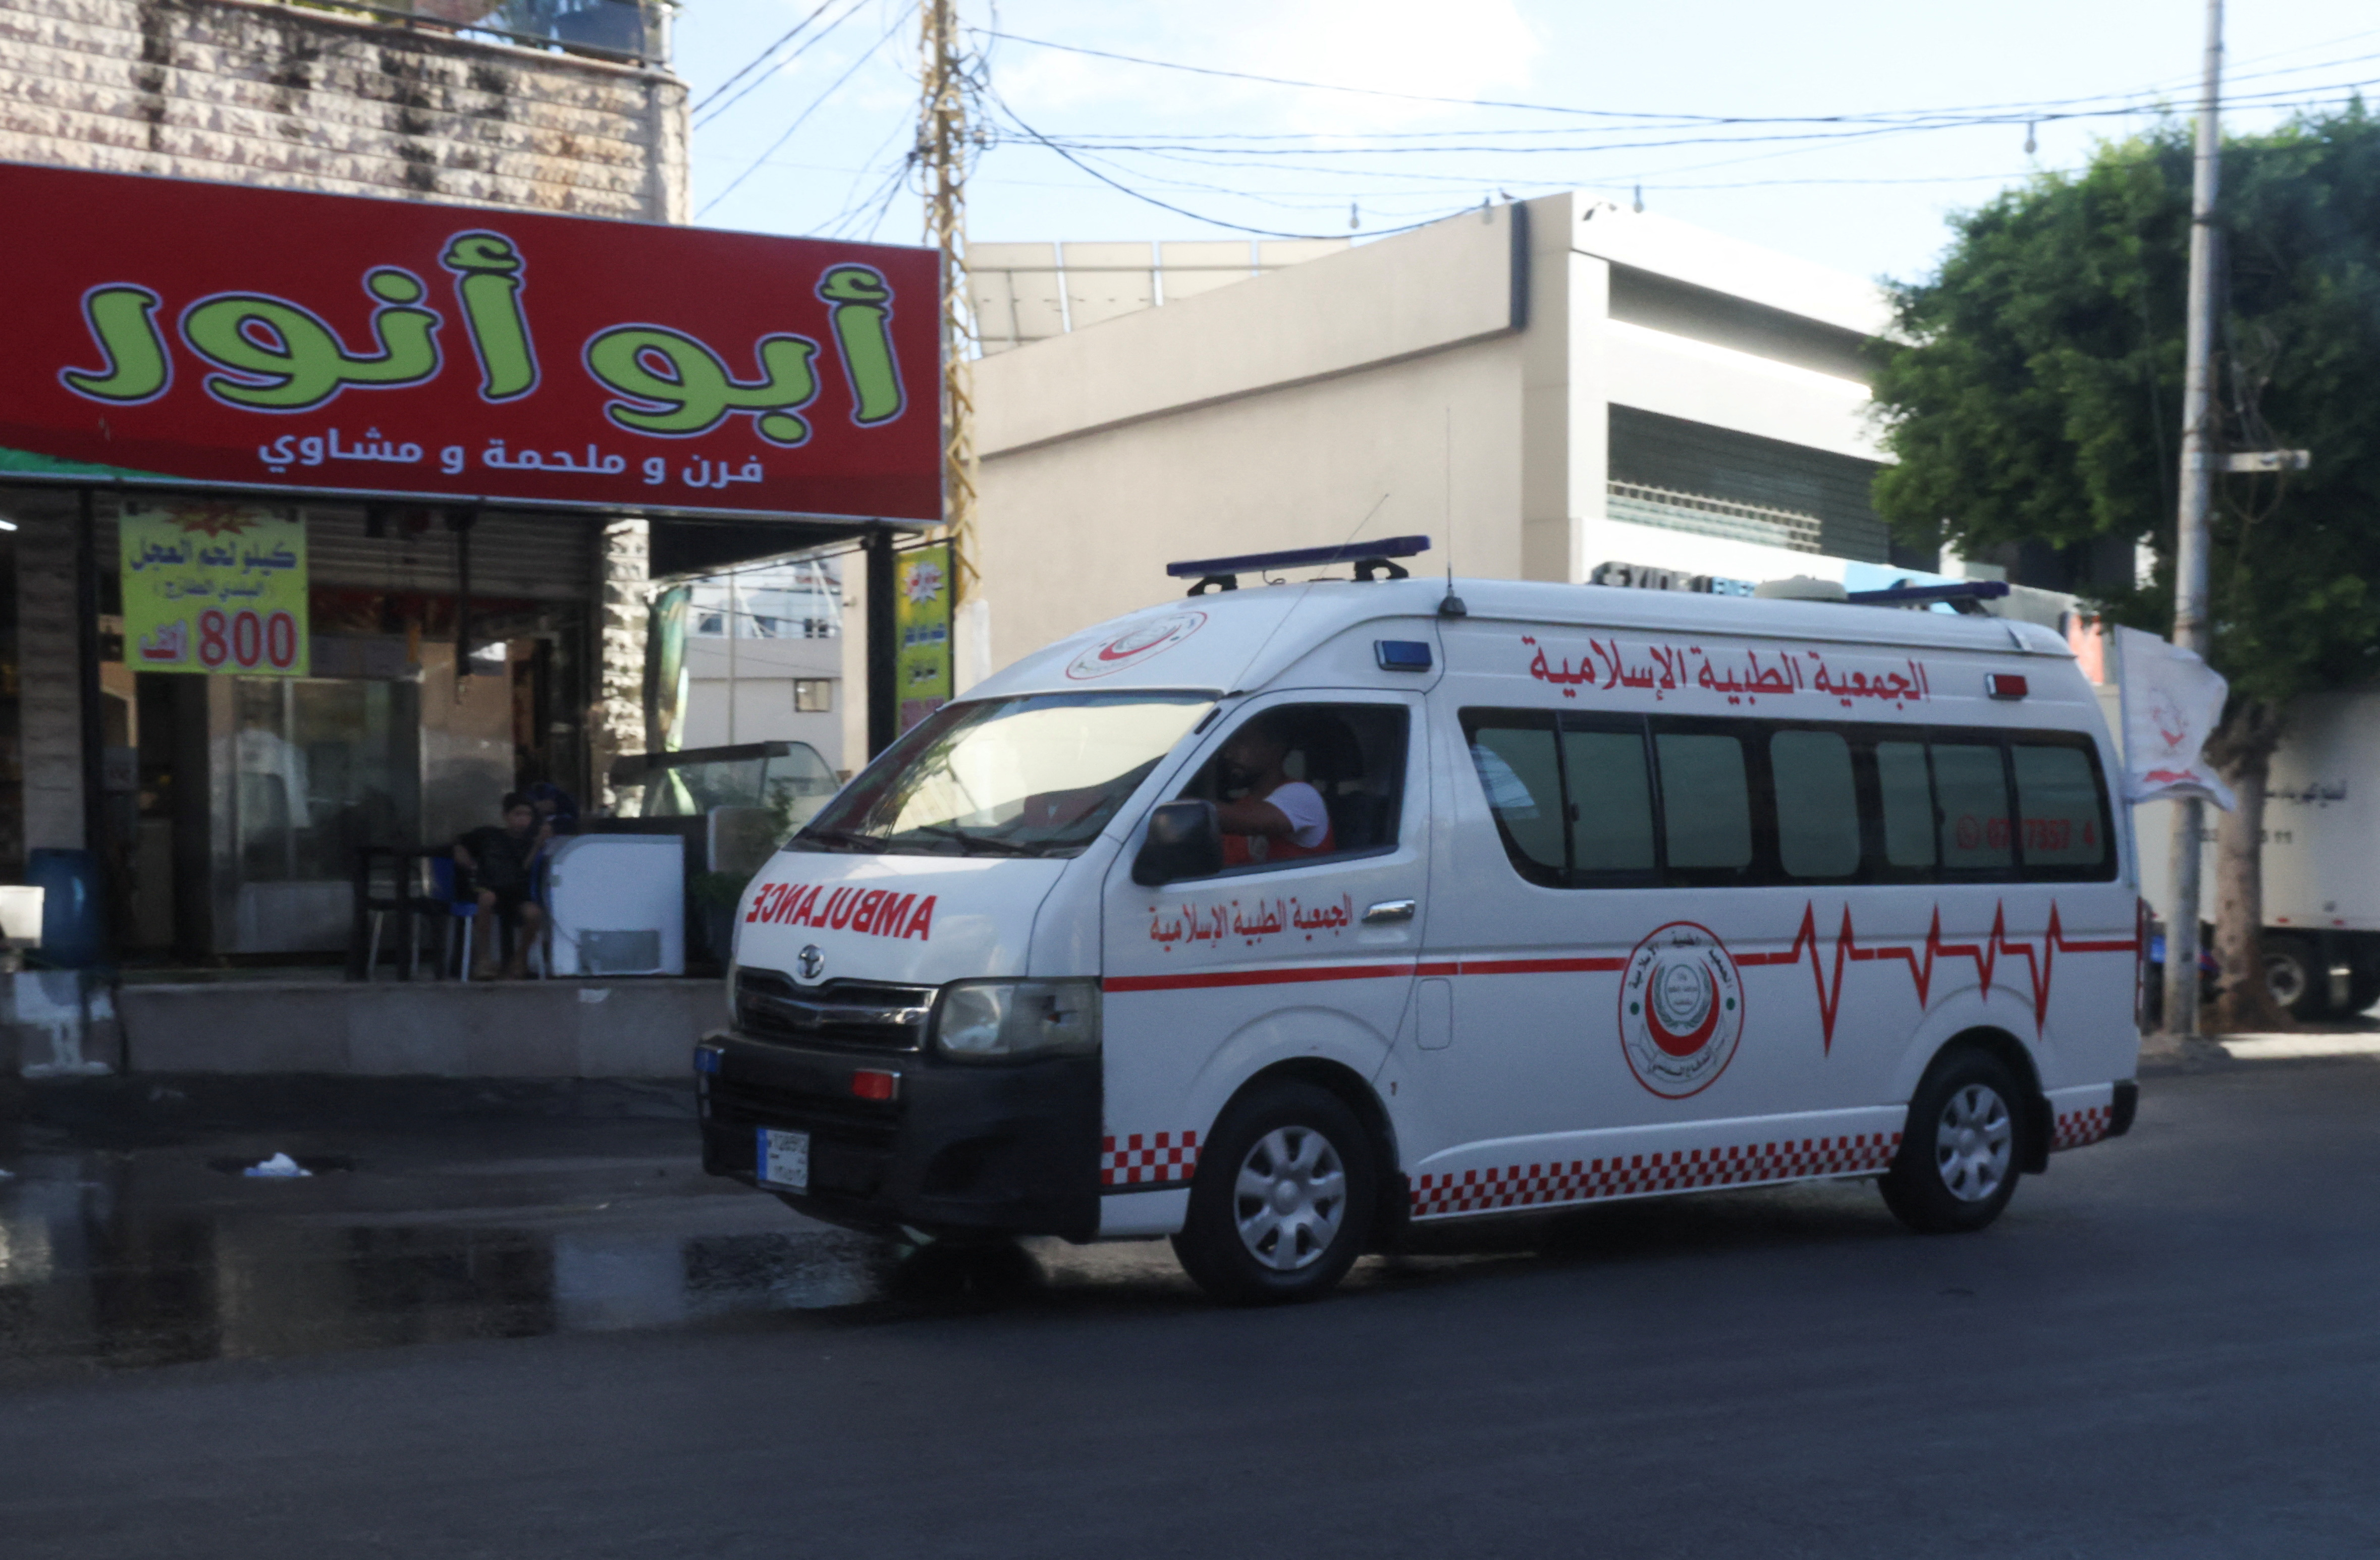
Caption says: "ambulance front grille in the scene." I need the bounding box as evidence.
[734,968,933,1053]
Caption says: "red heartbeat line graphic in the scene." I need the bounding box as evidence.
[1734,902,2137,1049]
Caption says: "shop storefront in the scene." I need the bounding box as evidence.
[0,161,940,969]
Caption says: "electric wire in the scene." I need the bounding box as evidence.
[695,0,876,131]
[690,0,841,114]
[975,27,2380,132]
[990,87,1470,240]
[699,6,917,220]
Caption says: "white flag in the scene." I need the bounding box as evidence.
[2114,625,2236,811]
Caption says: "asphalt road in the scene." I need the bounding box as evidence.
[4,1055,2377,1558]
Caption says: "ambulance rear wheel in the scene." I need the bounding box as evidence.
[1172,1080,1376,1305]
[1881,1048,2024,1235]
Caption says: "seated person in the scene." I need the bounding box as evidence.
[527,779,579,835]
[454,792,550,979]
[1212,711,1334,867]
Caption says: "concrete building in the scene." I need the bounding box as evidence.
[678,557,847,768]
[965,194,1942,675]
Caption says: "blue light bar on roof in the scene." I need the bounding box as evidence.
[1844,580,2012,609]
[1165,535,1432,579]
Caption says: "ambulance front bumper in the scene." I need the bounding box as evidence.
[695,1030,1102,1243]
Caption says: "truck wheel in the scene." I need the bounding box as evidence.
[2264,936,2328,1019]
[1880,1048,2024,1235]
[1171,1080,1376,1305]
[2348,956,2380,1016]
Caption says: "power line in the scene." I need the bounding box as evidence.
[690,0,840,114]
[698,7,916,220]
[1009,76,2380,161]
[978,27,2380,129]
[990,89,1471,241]
[695,0,875,132]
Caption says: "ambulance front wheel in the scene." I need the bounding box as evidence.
[1880,1047,2024,1235]
[1172,1080,1377,1305]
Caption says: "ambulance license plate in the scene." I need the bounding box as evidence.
[756,1127,810,1191]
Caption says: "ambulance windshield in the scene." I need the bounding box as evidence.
[794,692,1213,858]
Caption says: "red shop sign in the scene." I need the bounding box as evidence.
[0,162,941,521]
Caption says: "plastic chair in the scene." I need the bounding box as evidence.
[427,855,481,980]
[355,848,445,981]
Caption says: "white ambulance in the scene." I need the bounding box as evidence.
[697,539,2141,1303]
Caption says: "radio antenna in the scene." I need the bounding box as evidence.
[1439,406,1467,618]
[1226,490,1390,693]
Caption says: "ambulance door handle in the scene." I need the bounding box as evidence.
[1362,899,1417,925]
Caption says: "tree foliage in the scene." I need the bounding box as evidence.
[1871,105,2380,710]
[1872,105,2380,1028]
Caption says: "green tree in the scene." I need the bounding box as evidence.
[1871,105,2380,1030]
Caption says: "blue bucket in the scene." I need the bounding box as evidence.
[26,847,104,968]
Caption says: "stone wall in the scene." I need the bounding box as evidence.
[0,0,689,220]
[11,489,86,856]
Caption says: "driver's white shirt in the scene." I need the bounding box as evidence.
[1258,779,1330,848]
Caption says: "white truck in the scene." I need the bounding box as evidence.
[2136,687,2380,1019]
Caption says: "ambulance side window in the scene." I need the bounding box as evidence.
[1873,741,1937,871]
[1932,742,2014,872]
[1562,726,1656,875]
[1771,729,1862,879]
[1174,703,1410,875]
[1653,729,1756,878]
[2012,740,2111,875]
[1462,710,1658,887]
[1466,715,1566,886]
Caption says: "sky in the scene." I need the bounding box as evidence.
[672,1,2380,290]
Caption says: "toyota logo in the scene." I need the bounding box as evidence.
[796,944,824,981]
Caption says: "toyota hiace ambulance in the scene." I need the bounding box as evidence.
[697,538,2140,1303]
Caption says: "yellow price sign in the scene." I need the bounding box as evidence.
[119,504,309,675]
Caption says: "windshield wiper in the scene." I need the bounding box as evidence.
[900,823,1043,857]
[792,826,888,853]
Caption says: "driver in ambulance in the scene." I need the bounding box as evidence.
[1213,711,1335,866]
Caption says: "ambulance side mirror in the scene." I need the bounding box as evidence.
[1133,800,1223,885]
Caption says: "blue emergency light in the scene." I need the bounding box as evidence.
[1167,535,1432,596]
[1844,580,2012,611]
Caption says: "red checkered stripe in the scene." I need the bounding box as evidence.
[1101,1131,1199,1188]
[1411,1133,1904,1218]
[2051,1104,2113,1151]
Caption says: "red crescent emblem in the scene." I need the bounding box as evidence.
[1643,966,1721,1057]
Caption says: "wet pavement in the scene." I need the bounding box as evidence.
[5,1056,2380,1556]
[0,1081,946,1376]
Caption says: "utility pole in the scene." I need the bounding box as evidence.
[2164,0,2224,1038]
[919,0,977,594]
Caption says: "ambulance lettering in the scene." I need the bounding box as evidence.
[746,882,936,940]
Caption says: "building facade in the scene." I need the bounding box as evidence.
[964,194,1948,675]
[678,557,848,770]
[0,0,695,959]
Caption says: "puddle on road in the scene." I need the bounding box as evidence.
[0,1148,1203,1374]
[0,1137,1898,1375]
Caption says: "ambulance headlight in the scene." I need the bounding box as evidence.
[933,979,1103,1062]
